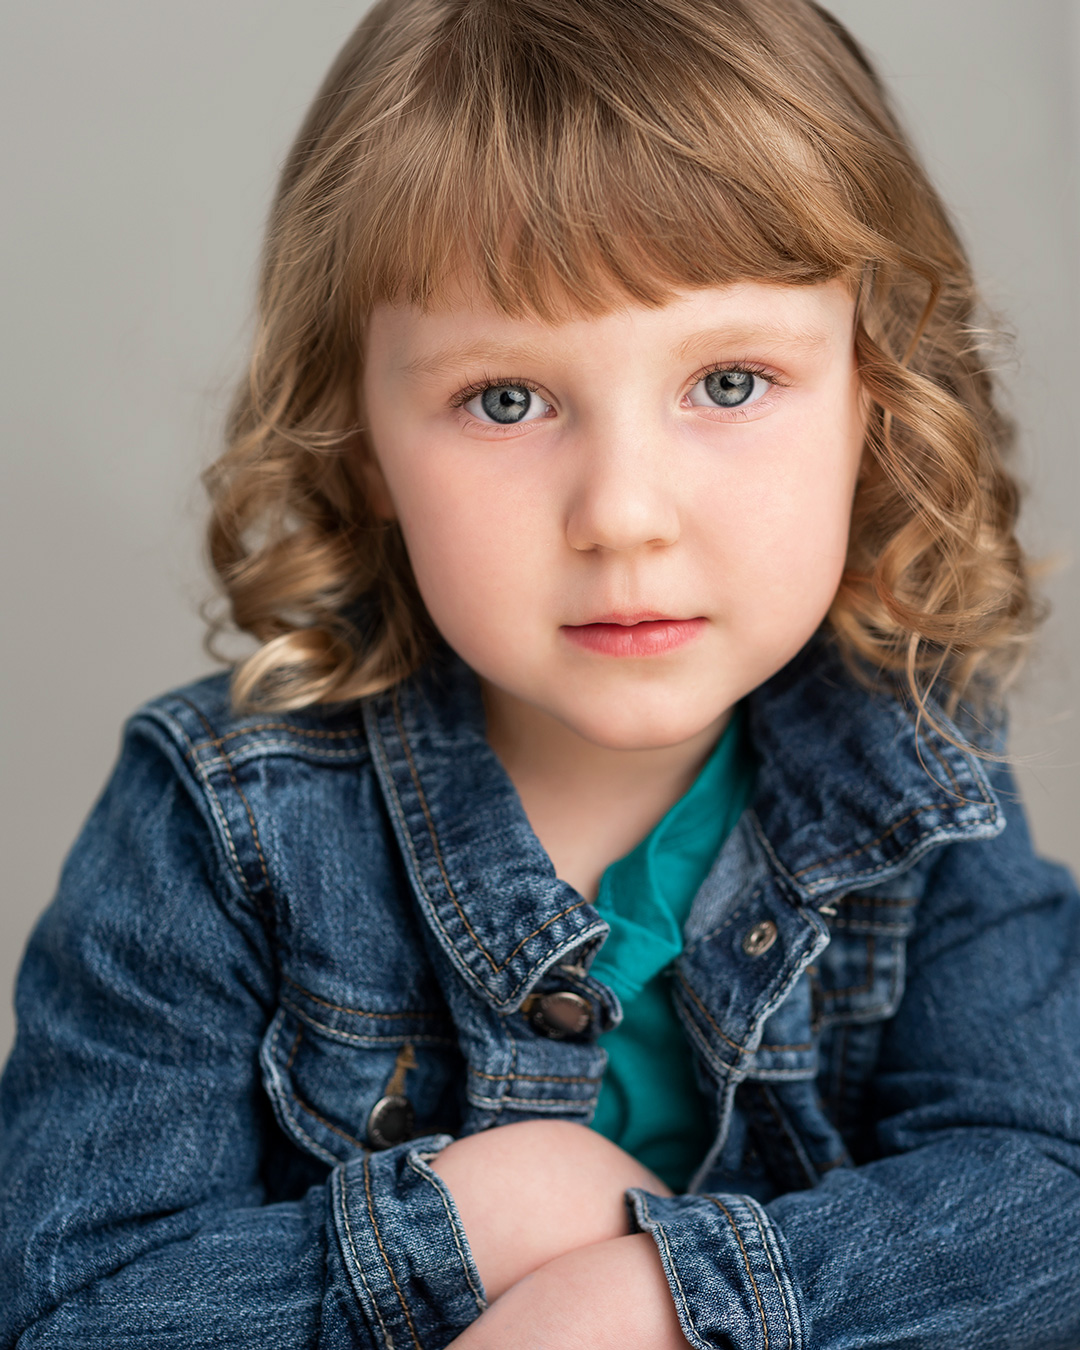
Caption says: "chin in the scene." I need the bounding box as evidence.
[557,699,723,753]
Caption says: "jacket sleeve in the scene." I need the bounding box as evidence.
[0,716,487,1349]
[625,761,1080,1350]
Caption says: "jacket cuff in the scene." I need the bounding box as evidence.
[625,1188,806,1350]
[332,1133,487,1349]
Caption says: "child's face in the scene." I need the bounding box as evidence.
[360,277,866,751]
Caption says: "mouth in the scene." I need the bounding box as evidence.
[560,614,707,658]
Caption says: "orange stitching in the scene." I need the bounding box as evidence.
[403,1155,487,1315]
[500,1095,600,1107]
[196,742,366,766]
[170,718,257,906]
[282,972,447,1020]
[392,691,502,976]
[758,1041,813,1052]
[792,803,950,878]
[179,699,274,900]
[292,1092,365,1149]
[707,1198,769,1350]
[743,1200,795,1350]
[928,738,993,808]
[469,1068,602,1083]
[389,689,592,974]
[339,1170,394,1345]
[499,903,594,968]
[393,691,460,903]
[821,935,876,1000]
[363,1150,424,1350]
[927,741,962,798]
[286,1026,303,1070]
[281,997,457,1047]
[190,722,361,749]
[674,971,744,1054]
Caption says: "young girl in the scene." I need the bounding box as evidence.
[2,1,1078,1346]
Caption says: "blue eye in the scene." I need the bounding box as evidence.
[465,384,552,424]
[688,369,769,409]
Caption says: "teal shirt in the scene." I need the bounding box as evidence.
[588,708,755,1192]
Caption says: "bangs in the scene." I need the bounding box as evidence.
[333,0,890,319]
[218,0,1035,722]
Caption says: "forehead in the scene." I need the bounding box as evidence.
[365,277,857,377]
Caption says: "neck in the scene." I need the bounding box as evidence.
[480,682,730,900]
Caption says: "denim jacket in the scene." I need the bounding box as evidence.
[2,637,1079,1349]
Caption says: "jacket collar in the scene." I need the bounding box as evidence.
[362,635,1002,1012]
[744,637,1003,900]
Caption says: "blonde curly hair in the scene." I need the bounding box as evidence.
[204,0,1039,729]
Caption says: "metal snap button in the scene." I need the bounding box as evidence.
[367,1042,417,1148]
[367,1094,416,1149]
[529,990,592,1038]
[742,920,778,957]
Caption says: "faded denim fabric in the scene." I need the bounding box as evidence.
[2,636,1079,1348]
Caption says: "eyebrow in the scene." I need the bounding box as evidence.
[671,323,835,362]
[399,321,835,381]
[400,340,557,380]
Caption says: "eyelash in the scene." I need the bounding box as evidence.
[449,360,789,419]
[449,375,545,410]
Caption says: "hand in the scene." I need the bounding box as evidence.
[444,1232,695,1350]
[429,1120,674,1301]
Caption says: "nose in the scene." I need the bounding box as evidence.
[564,419,681,554]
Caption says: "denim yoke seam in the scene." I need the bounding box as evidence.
[338,1167,396,1350]
[189,721,363,749]
[176,702,342,1150]
[470,1068,602,1083]
[369,694,589,1003]
[468,1037,597,1107]
[707,1197,770,1350]
[196,742,371,773]
[282,972,449,1021]
[176,698,275,914]
[363,1151,425,1350]
[281,997,456,1047]
[179,696,276,896]
[159,713,259,911]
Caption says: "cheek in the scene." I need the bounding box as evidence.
[379,442,545,633]
[709,409,862,609]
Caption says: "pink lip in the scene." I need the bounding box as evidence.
[561,615,707,657]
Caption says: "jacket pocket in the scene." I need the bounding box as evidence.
[260,975,465,1165]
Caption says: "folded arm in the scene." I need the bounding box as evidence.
[438,773,1080,1350]
[0,723,490,1349]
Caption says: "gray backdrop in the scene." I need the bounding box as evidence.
[2,1,1078,1063]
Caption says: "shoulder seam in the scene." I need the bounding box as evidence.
[126,703,268,916]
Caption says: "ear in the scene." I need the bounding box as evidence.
[346,429,397,522]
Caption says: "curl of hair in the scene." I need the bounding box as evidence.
[204,0,1041,739]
